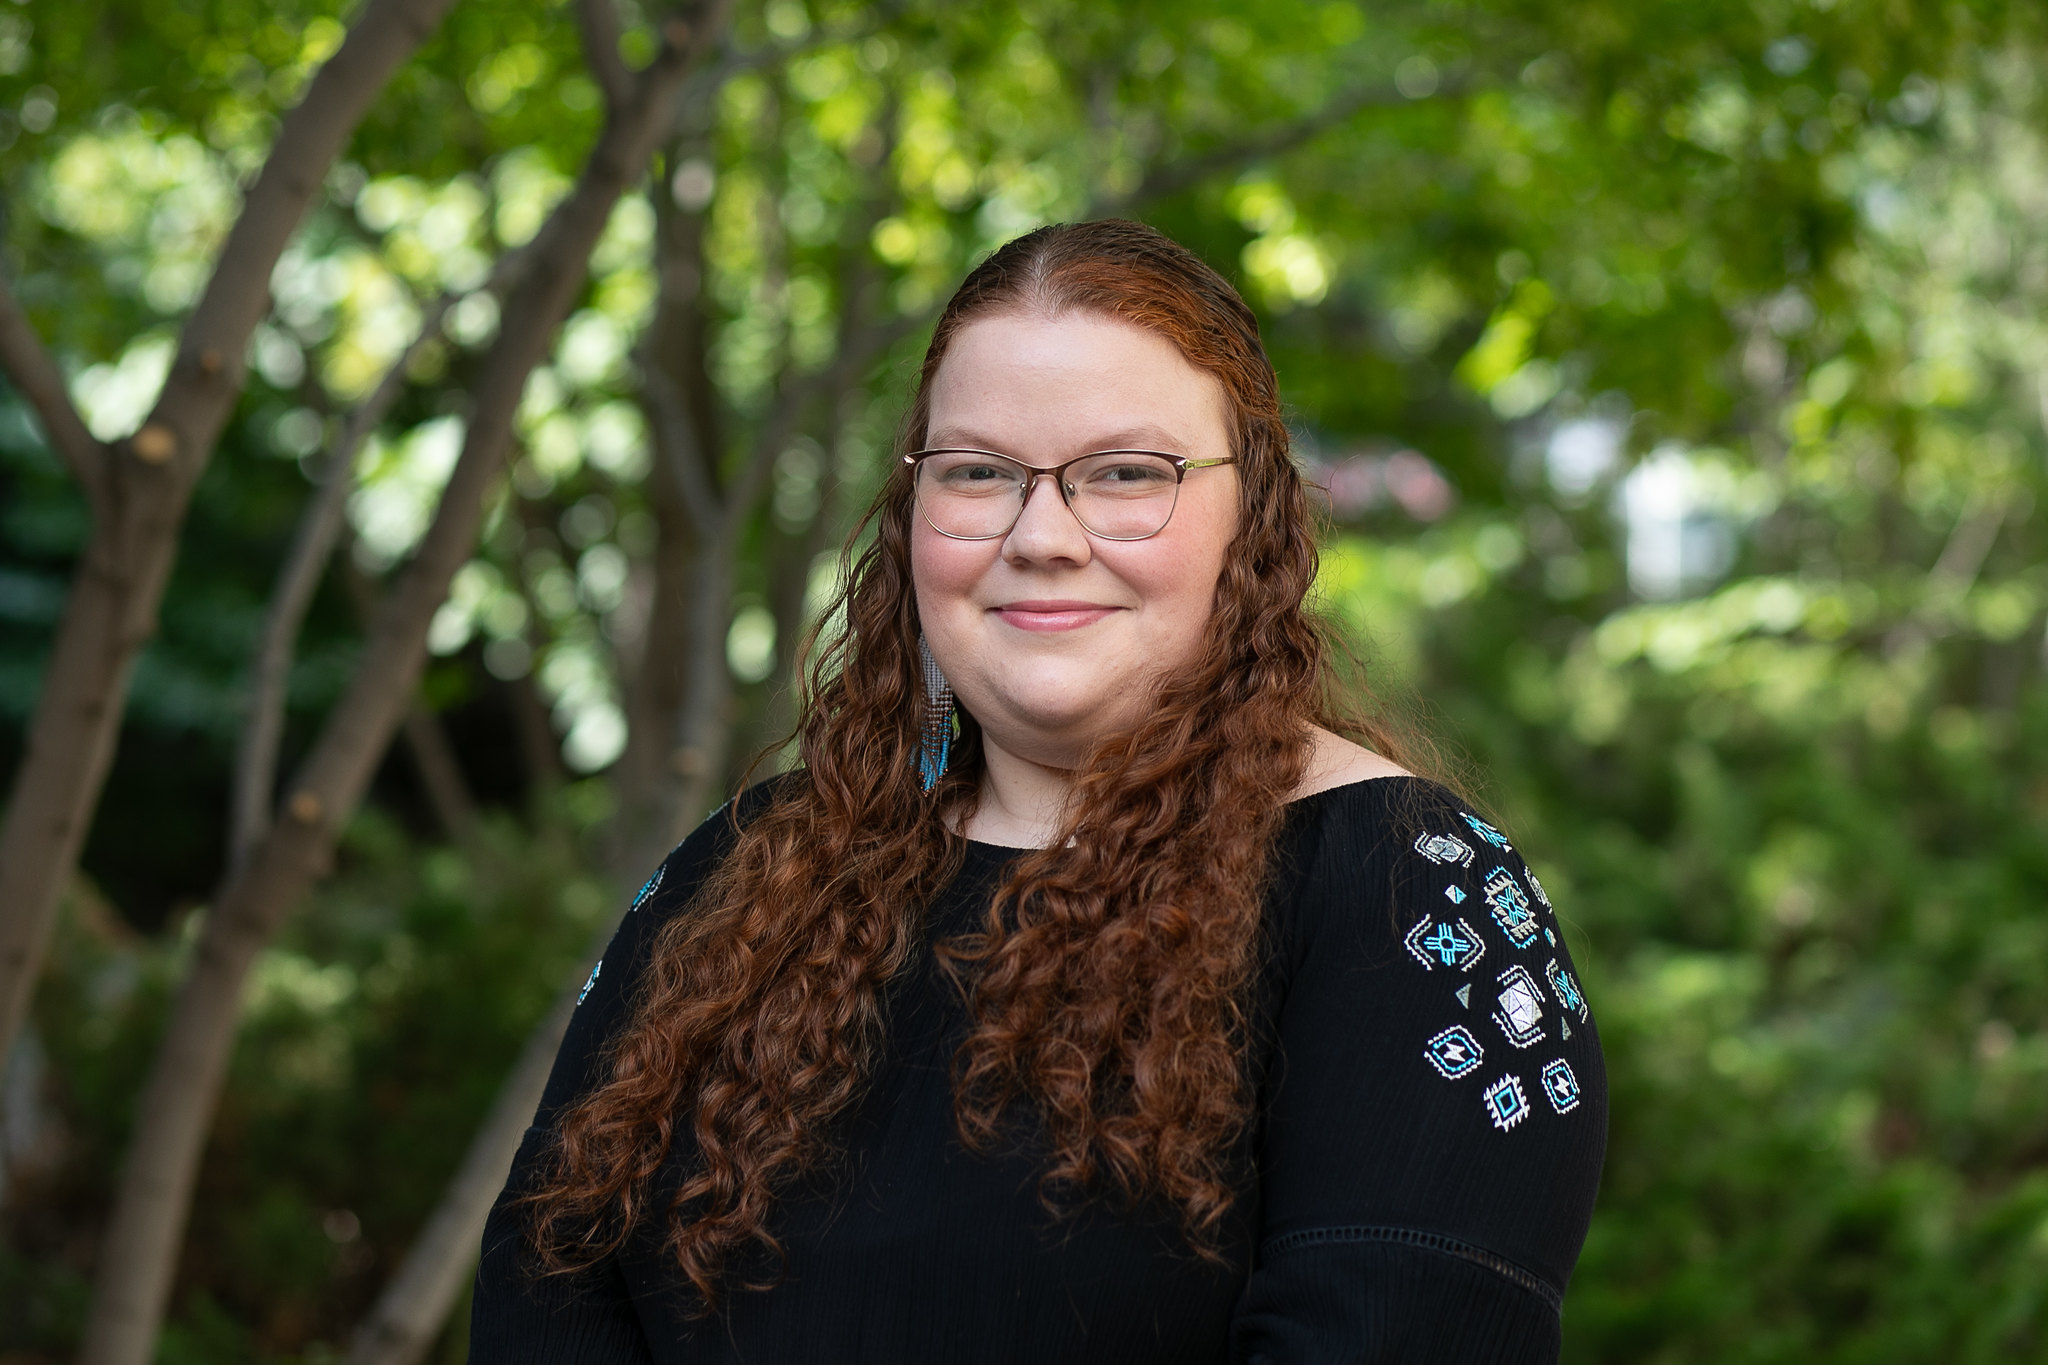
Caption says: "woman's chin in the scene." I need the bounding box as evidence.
[973,697,1146,761]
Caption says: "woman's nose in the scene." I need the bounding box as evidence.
[1002,472,1092,565]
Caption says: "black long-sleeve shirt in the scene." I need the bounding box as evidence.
[471,776,1606,1363]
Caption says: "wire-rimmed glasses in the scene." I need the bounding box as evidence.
[903,448,1235,542]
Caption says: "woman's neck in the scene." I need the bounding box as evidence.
[959,739,1076,849]
[956,725,1411,849]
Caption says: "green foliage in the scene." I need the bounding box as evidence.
[1327,513,2048,1360]
[4,803,607,1359]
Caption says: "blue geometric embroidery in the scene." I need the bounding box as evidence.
[629,864,666,913]
[1403,915,1487,973]
[1462,813,1513,851]
[1445,885,1467,904]
[1424,1024,1486,1079]
[577,958,603,1005]
[1483,1073,1530,1131]
[1491,965,1547,1049]
[1545,959,1589,1022]
[1540,1059,1581,1114]
[1525,868,1553,912]
[1456,983,1472,1009]
[1544,927,1556,946]
[1413,830,1476,868]
[1482,867,1540,950]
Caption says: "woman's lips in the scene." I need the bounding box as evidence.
[990,601,1119,632]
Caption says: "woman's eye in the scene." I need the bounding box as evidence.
[936,462,1014,487]
[1086,461,1174,488]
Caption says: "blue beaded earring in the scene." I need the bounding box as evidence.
[917,634,954,792]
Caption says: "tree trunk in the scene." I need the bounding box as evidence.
[668,536,739,839]
[507,670,567,808]
[759,423,843,751]
[343,983,579,1365]
[75,13,732,1360]
[230,281,491,875]
[341,540,481,845]
[402,705,480,844]
[0,0,462,1076]
[614,452,703,816]
[613,144,725,866]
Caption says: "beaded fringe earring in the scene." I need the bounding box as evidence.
[917,634,954,792]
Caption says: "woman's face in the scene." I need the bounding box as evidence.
[912,311,1240,770]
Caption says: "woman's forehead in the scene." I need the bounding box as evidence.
[925,312,1229,456]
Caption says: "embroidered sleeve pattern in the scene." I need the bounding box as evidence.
[1231,782,1606,1351]
[575,859,672,1011]
[1404,810,1594,1140]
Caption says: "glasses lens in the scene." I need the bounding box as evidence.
[1066,451,1181,539]
[916,451,1029,538]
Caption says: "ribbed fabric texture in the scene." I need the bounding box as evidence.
[470,777,1606,1363]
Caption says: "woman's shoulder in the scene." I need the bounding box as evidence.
[1280,728,1514,868]
[1274,762,1562,976]
[629,770,805,920]
[1291,727,1412,800]
[1280,750,1479,881]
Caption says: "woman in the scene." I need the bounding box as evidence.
[471,220,1605,1362]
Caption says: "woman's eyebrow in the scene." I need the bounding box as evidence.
[1085,424,1192,452]
[923,426,1002,450]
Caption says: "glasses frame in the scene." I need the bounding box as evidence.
[902,447,1237,542]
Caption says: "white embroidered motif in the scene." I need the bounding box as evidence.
[1455,983,1473,1009]
[1413,830,1477,868]
[1483,866,1541,950]
[1483,1074,1531,1131]
[1403,915,1487,973]
[1525,867,1553,912]
[578,959,603,1005]
[629,864,666,913]
[1545,958,1590,1022]
[1491,965,1547,1048]
[1424,1025,1486,1079]
[1445,885,1468,904]
[1540,1059,1581,1114]
[1462,813,1513,852]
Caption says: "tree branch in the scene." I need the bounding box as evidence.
[639,354,724,541]
[696,0,910,88]
[145,0,465,477]
[0,272,108,507]
[1885,496,2009,656]
[228,254,533,875]
[574,0,631,112]
[78,7,736,1363]
[634,150,907,860]
[337,539,482,847]
[1094,81,1432,216]
[720,104,901,535]
[401,705,481,844]
[728,314,916,534]
[341,926,602,1365]
[0,0,461,1122]
[228,310,442,874]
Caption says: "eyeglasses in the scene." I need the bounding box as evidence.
[903,448,1236,542]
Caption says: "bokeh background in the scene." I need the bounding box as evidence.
[3,0,2046,1360]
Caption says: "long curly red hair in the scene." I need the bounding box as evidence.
[521,219,1429,1305]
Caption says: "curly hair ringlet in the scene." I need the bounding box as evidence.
[517,218,1438,1309]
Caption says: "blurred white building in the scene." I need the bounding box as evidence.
[1619,445,1738,600]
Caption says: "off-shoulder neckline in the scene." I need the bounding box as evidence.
[960,773,1431,853]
